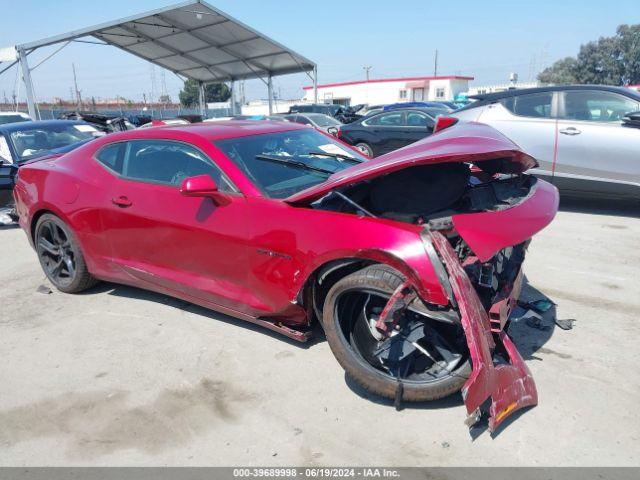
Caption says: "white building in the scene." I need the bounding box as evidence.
[240,99,299,116]
[467,81,542,96]
[302,76,474,106]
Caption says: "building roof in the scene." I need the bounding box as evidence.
[302,75,474,91]
[10,0,315,83]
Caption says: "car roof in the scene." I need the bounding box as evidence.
[460,85,640,111]
[0,111,30,116]
[0,119,87,133]
[102,120,307,142]
[300,113,333,119]
[368,107,439,117]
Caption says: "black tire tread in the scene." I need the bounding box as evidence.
[35,213,98,294]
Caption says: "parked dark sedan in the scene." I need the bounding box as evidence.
[0,120,102,213]
[337,107,438,157]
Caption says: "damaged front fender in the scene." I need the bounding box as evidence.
[428,230,538,433]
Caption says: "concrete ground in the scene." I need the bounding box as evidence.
[0,198,638,466]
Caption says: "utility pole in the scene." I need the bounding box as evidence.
[434,50,439,77]
[363,66,372,82]
[72,63,82,111]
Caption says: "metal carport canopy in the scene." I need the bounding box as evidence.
[5,0,318,117]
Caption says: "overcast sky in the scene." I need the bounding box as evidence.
[0,0,638,104]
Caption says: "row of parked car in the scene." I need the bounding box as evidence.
[300,86,640,201]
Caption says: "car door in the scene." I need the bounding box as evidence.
[554,89,640,198]
[97,139,251,310]
[473,92,557,183]
[402,110,435,146]
[361,111,407,155]
[0,134,18,207]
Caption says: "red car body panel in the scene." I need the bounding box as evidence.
[13,121,558,431]
[452,179,560,262]
[430,231,538,432]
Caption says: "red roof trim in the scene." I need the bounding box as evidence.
[302,76,474,90]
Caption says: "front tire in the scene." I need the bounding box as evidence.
[322,265,471,402]
[35,213,98,293]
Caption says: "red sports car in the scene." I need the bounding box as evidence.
[13,120,558,432]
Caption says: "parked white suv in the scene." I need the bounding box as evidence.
[447,86,640,200]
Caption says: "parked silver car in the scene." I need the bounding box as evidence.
[283,113,342,133]
[448,86,640,200]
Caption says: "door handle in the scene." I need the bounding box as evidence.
[559,127,581,136]
[112,195,132,207]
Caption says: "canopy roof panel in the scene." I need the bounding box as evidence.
[16,0,315,83]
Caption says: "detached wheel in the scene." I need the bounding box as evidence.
[354,142,374,157]
[322,265,471,402]
[35,213,97,293]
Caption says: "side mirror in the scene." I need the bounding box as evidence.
[327,126,339,136]
[179,174,230,205]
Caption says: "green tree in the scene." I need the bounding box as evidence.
[179,79,231,107]
[538,57,579,84]
[538,24,640,85]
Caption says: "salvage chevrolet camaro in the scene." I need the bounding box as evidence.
[13,121,558,432]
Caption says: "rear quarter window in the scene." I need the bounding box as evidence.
[95,143,125,174]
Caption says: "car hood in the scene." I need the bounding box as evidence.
[285,122,537,205]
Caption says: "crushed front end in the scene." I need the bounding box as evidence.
[420,178,559,432]
[426,230,537,432]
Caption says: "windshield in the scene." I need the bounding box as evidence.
[308,114,341,127]
[9,123,99,161]
[214,129,367,199]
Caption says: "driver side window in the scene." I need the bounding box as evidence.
[119,140,234,191]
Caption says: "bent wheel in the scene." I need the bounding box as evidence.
[322,264,471,402]
[35,214,97,293]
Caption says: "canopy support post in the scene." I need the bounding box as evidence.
[229,79,236,115]
[17,47,38,120]
[198,81,207,118]
[267,74,274,115]
[313,66,318,104]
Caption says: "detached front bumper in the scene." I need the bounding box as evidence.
[429,230,537,433]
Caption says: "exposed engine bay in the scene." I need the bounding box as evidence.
[313,162,537,225]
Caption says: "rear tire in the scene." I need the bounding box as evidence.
[35,213,98,293]
[322,264,471,402]
[354,142,374,158]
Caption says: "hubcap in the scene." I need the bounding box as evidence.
[37,221,76,286]
[356,144,371,156]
